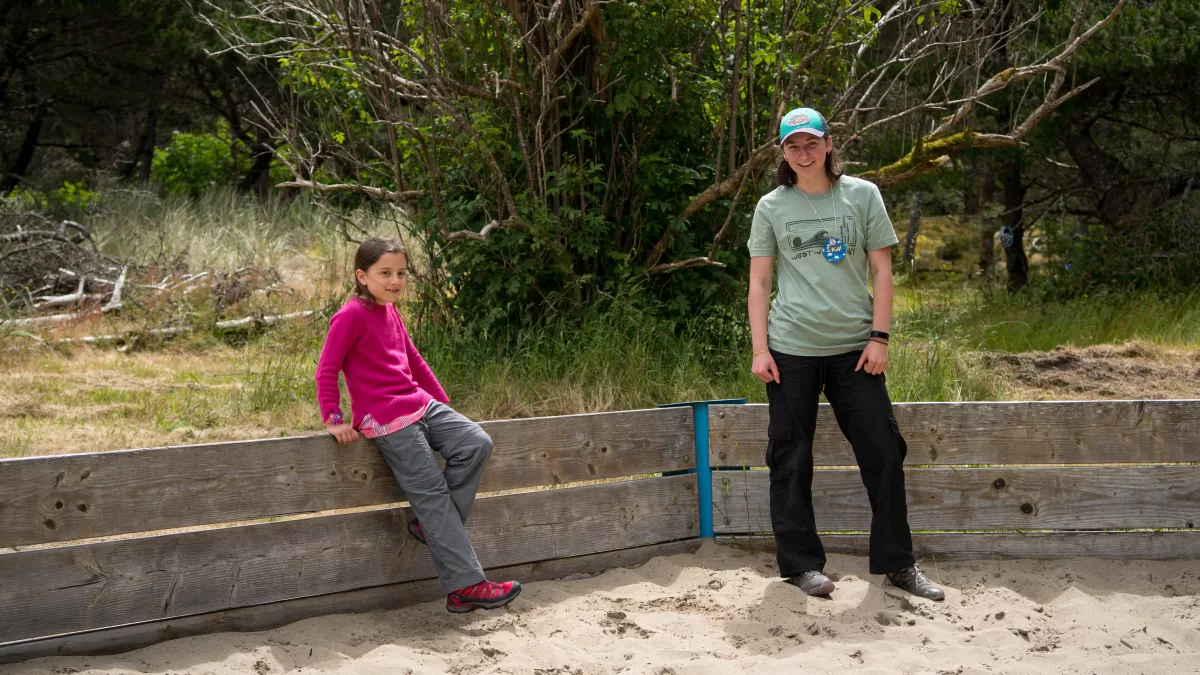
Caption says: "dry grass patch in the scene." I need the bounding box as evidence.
[0,345,323,457]
[979,341,1200,401]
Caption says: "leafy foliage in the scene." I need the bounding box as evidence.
[151,131,238,198]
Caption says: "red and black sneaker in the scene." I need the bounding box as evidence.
[407,519,426,545]
[446,580,522,613]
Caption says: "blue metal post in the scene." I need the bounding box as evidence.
[693,402,714,539]
[660,398,746,540]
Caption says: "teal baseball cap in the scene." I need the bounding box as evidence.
[779,107,827,144]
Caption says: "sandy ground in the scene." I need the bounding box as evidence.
[8,543,1199,675]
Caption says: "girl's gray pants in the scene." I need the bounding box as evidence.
[372,401,491,593]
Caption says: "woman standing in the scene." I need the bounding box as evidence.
[746,107,944,600]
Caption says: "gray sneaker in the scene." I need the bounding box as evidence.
[787,571,835,597]
[885,565,945,601]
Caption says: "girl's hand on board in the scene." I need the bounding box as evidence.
[856,340,889,375]
[752,351,781,384]
[326,423,359,446]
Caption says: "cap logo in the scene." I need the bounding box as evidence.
[787,112,811,126]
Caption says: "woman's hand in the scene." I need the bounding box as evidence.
[855,340,888,375]
[326,423,359,446]
[752,351,781,384]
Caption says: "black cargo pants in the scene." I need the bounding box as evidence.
[766,348,916,576]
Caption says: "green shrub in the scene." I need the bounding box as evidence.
[151,130,238,197]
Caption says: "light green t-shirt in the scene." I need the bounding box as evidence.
[747,175,898,357]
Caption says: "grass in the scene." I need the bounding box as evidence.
[89,187,350,281]
[0,340,324,457]
[417,299,761,419]
[913,289,1200,352]
[0,294,1008,457]
[1,192,1196,458]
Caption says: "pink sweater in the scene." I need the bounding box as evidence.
[315,299,449,429]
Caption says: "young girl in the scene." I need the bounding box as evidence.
[315,237,521,613]
[746,107,944,601]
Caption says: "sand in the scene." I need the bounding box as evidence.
[8,542,1199,675]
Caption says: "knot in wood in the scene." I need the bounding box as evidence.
[1020,503,1034,515]
[992,478,1007,490]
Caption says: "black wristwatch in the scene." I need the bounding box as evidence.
[870,330,890,341]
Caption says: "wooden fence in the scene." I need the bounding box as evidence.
[1,399,1197,663]
[0,407,700,663]
[710,400,1200,558]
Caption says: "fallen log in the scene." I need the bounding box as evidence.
[101,266,127,313]
[215,310,314,331]
[35,278,91,309]
[10,310,318,347]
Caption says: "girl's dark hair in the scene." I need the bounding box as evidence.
[353,236,408,303]
[776,115,843,188]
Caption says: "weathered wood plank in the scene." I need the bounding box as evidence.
[0,474,697,644]
[718,531,1200,561]
[709,400,1200,467]
[0,407,694,548]
[0,539,702,664]
[712,465,1200,534]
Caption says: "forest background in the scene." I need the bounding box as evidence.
[1,0,1198,457]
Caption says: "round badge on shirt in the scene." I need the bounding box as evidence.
[823,237,847,263]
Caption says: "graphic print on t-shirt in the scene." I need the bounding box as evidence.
[784,215,859,261]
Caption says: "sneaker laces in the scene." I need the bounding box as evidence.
[453,580,512,601]
[897,565,932,586]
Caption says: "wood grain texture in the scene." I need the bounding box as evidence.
[0,539,702,664]
[708,400,1200,467]
[0,474,698,644]
[0,407,694,548]
[718,532,1200,560]
[712,465,1200,534]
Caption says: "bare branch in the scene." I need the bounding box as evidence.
[1012,76,1099,140]
[534,0,600,80]
[645,256,727,276]
[859,132,1020,186]
[645,137,776,269]
[444,216,530,242]
[275,180,425,202]
[709,171,750,260]
[929,0,1127,140]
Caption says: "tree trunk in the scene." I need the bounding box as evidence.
[980,217,998,281]
[975,154,998,279]
[1001,158,1028,292]
[903,191,921,264]
[132,70,165,182]
[964,163,980,217]
[1065,122,1135,226]
[727,5,742,179]
[0,107,44,193]
[978,154,995,205]
[239,144,274,197]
